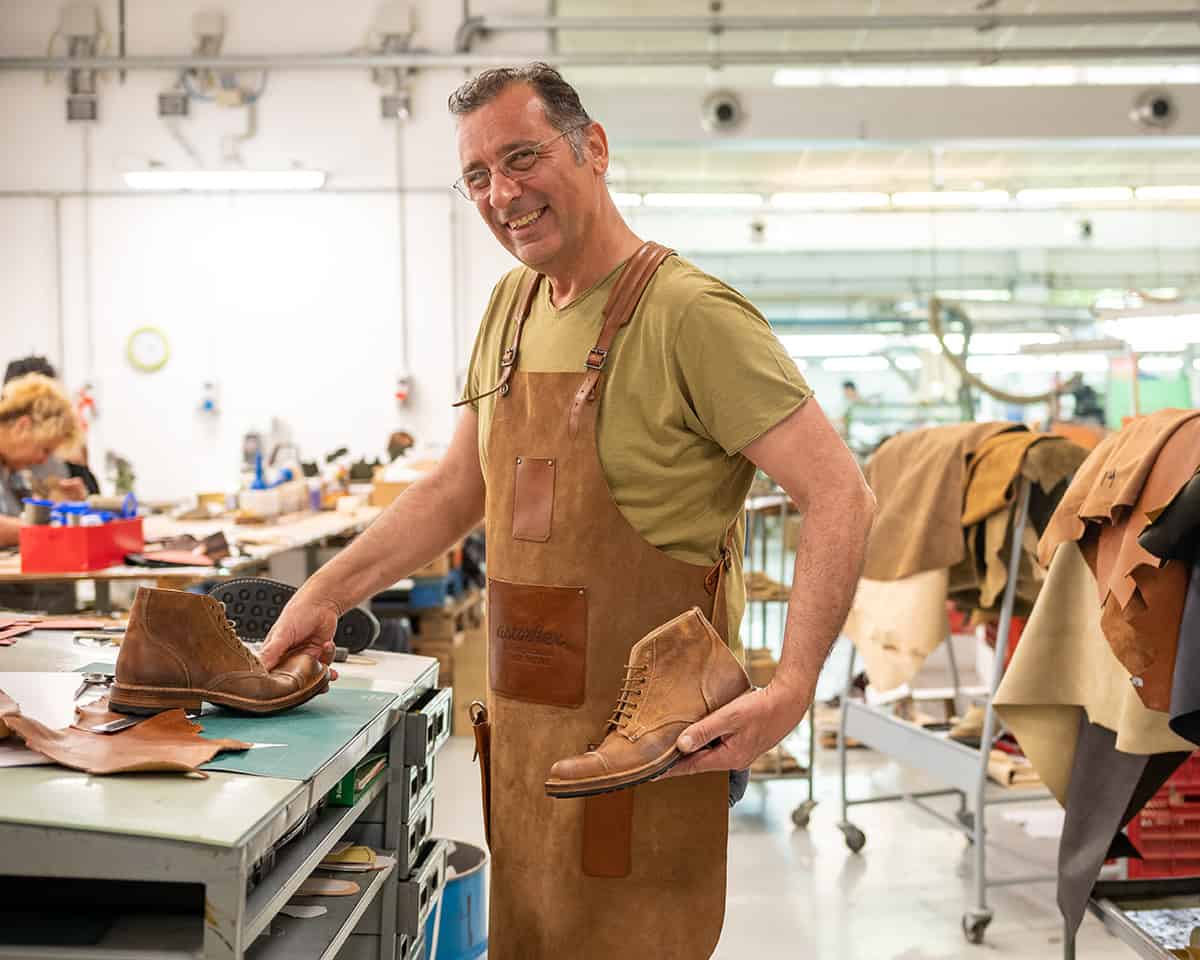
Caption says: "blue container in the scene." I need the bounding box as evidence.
[424,840,488,960]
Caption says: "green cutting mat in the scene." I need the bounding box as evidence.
[72,665,397,781]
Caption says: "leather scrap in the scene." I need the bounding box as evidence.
[0,689,17,739]
[962,431,1048,526]
[2,698,249,775]
[295,878,360,897]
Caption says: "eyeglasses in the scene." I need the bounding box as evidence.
[453,124,588,201]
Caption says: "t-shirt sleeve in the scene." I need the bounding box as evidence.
[674,283,812,456]
[458,277,510,411]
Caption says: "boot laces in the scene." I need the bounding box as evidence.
[605,663,647,734]
[216,600,263,671]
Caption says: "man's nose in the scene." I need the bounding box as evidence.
[489,170,522,209]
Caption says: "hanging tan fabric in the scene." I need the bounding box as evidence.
[863,421,1024,581]
[843,568,950,695]
[994,540,1192,805]
[1038,408,1200,567]
[962,431,1048,526]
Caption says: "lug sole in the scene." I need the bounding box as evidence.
[109,672,330,717]
[208,578,379,653]
[544,749,685,799]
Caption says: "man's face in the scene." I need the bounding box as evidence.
[456,84,604,270]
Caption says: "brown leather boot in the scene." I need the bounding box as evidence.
[110,587,330,716]
[544,606,751,799]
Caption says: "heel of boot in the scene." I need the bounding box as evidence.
[109,684,203,716]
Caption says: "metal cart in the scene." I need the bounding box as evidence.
[835,480,1057,944]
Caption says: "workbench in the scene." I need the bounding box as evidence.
[0,508,382,611]
[0,625,448,960]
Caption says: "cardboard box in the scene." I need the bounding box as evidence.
[412,631,464,687]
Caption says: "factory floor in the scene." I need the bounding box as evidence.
[432,734,1130,960]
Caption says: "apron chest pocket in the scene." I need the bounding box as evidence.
[512,456,555,542]
[488,577,587,707]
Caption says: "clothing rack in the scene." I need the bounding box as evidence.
[835,478,1057,944]
[743,490,818,829]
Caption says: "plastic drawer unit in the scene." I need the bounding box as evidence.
[338,931,424,960]
[401,687,453,766]
[396,789,435,877]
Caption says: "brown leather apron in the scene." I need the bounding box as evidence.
[471,242,732,959]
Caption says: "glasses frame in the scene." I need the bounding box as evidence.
[452,123,589,201]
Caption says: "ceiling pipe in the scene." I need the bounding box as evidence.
[456,10,1200,51]
[6,45,1200,72]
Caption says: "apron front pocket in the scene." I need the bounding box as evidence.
[488,577,587,707]
[512,456,555,542]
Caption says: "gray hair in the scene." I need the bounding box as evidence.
[447,62,591,163]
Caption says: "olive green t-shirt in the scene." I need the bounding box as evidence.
[462,254,812,656]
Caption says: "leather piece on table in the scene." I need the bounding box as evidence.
[1170,564,1200,744]
[1057,716,1189,937]
[73,694,131,733]
[0,689,17,739]
[0,624,34,644]
[1039,408,1200,567]
[38,617,128,631]
[962,431,1048,526]
[862,421,1024,581]
[843,568,950,695]
[2,705,249,775]
[1140,471,1200,564]
[994,540,1193,805]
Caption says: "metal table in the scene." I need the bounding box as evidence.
[0,628,439,960]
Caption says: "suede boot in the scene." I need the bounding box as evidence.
[545,606,751,798]
[110,586,329,716]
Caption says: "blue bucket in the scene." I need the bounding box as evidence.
[424,840,488,960]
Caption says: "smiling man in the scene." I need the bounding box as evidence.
[263,62,873,959]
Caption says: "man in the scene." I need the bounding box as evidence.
[263,63,874,959]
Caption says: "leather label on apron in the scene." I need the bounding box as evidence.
[512,457,555,543]
[488,577,587,707]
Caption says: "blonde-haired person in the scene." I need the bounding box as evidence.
[0,373,85,546]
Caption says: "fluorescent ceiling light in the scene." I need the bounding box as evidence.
[891,190,1010,208]
[821,356,890,373]
[780,334,888,357]
[769,192,889,210]
[642,193,763,209]
[1016,186,1133,205]
[1138,356,1185,374]
[124,170,326,191]
[774,64,1200,89]
[962,66,1077,87]
[611,192,643,207]
[1082,65,1200,86]
[933,289,1013,303]
[968,332,1062,354]
[966,353,1110,374]
[772,69,825,87]
[1135,185,1200,202]
[908,332,966,354]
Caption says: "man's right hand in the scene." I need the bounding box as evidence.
[261,594,341,675]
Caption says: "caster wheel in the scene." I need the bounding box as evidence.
[791,800,817,829]
[962,912,991,945]
[839,823,866,853]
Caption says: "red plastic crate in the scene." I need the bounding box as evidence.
[19,517,144,573]
[1127,753,1200,879]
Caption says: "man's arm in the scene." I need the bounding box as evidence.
[260,409,486,669]
[666,397,875,776]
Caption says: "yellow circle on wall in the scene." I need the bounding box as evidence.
[126,326,170,373]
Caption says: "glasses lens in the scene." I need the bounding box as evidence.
[504,148,539,174]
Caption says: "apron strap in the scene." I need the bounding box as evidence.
[568,242,675,436]
[453,270,542,408]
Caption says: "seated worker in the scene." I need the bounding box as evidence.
[0,373,84,546]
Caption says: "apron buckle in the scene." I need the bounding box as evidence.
[501,347,517,367]
[585,347,609,371]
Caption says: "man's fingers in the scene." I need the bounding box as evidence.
[676,697,748,754]
[662,740,741,779]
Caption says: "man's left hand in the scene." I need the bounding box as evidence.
[661,680,812,779]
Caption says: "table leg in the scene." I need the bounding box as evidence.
[94,580,111,614]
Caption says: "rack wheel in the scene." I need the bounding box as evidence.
[838,822,866,853]
[791,799,817,829]
[962,911,991,945]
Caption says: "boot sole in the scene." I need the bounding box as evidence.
[544,748,686,799]
[208,578,379,653]
[109,671,331,717]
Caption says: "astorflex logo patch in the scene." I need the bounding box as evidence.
[497,623,566,648]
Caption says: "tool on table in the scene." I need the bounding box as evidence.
[73,632,123,648]
[74,671,114,701]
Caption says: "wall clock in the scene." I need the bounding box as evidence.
[126,326,170,373]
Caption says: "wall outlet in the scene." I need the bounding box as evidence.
[66,95,98,122]
[158,91,189,117]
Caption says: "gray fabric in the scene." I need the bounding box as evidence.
[728,768,750,808]
[1058,716,1190,936]
[1169,563,1200,745]
[0,464,25,517]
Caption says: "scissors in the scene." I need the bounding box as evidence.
[74,671,115,700]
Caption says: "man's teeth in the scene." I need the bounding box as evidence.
[508,208,545,229]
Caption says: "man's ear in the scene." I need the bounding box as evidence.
[585,121,610,174]
[12,415,31,437]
